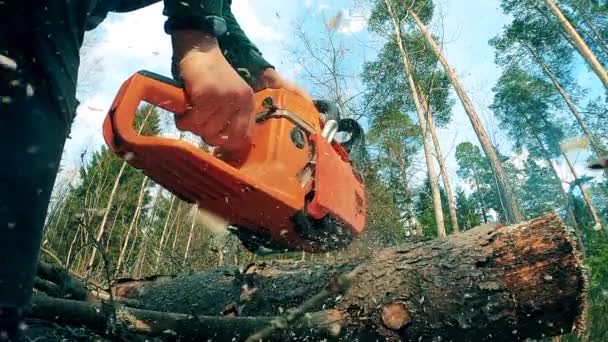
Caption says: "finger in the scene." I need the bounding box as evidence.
[176,104,216,136]
[197,106,230,142]
[217,99,255,151]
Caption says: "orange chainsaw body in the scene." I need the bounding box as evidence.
[102,71,366,253]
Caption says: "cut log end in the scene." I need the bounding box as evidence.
[381,302,411,330]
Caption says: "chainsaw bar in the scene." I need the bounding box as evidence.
[229,213,354,255]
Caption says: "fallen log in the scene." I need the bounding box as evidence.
[27,214,587,341]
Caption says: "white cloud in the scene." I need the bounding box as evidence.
[231,0,284,43]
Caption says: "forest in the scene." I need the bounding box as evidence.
[29,0,607,341]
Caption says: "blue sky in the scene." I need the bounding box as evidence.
[56,0,605,191]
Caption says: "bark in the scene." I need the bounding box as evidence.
[562,153,603,232]
[419,87,460,232]
[28,294,340,342]
[115,176,148,277]
[384,0,446,237]
[36,213,587,341]
[36,260,91,301]
[409,10,525,224]
[87,107,154,271]
[543,0,608,89]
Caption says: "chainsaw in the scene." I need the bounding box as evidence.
[102,70,367,254]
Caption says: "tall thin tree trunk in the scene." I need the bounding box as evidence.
[531,133,586,257]
[115,176,148,276]
[125,219,140,272]
[395,148,422,235]
[65,225,81,269]
[171,205,185,250]
[543,0,608,89]
[104,198,127,254]
[525,43,605,155]
[409,10,524,224]
[384,0,446,237]
[562,153,603,231]
[546,158,586,257]
[155,196,176,271]
[419,88,460,233]
[473,174,489,224]
[183,215,197,262]
[87,106,154,271]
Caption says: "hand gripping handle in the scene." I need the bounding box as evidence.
[103,70,188,152]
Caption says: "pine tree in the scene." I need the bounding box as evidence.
[490,14,606,156]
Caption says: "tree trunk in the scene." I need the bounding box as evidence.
[61,213,588,342]
[384,0,446,237]
[420,87,460,233]
[562,152,603,232]
[409,10,525,224]
[86,162,127,272]
[531,132,586,257]
[543,0,608,89]
[155,195,176,271]
[87,107,154,271]
[115,176,148,277]
[472,173,489,224]
[524,43,605,156]
[183,215,197,262]
[170,204,185,250]
[395,147,422,235]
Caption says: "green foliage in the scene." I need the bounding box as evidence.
[455,142,506,223]
[491,67,566,158]
[360,162,407,246]
[414,177,455,236]
[519,159,564,217]
[368,0,435,35]
[454,188,481,231]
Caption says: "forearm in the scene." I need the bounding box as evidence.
[217,1,273,84]
[163,0,272,84]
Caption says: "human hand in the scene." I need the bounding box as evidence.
[252,68,312,101]
[172,30,255,162]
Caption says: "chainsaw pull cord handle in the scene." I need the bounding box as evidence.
[311,99,364,154]
[321,119,339,143]
[313,99,341,122]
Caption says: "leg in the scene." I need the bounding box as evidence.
[0,86,69,339]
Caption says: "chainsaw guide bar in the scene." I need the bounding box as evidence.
[102,70,367,254]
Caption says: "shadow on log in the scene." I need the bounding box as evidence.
[27,213,587,341]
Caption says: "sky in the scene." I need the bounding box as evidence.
[56,0,605,193]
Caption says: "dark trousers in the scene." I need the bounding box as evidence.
[0,84,69,309]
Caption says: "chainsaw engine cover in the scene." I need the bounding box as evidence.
[102,71,366,253]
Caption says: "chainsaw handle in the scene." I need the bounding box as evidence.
[104,70,188,150]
